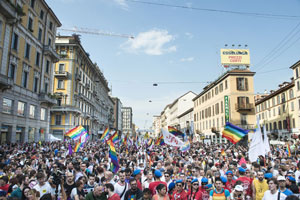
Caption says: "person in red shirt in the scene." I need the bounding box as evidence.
[236,167,253,199]
[172,180,187,200]
[149,170,167,195]
[198,179,211,200]
[133,169,143,191]
[105,183,121,200]
[0,176,9,194]
[225,171,236,193]
[220,176,231,192]
[187,179,201,200]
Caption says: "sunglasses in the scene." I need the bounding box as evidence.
[176,184,183,187]
[193,183,199,186]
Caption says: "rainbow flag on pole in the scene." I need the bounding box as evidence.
[168,126,184,137]
[222,122,248,144]
[108,131,119,144]
[107,139,119,173]
[100,127,110,141]
[286,144,291,157]
[155,135,165,146]
[65,126,87,140]
[74,141,81,152]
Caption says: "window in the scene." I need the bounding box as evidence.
[41,108,46,121]
[272,98,275,106]
[2,98,13,114]
[48,38,52,46]
[277,96,280,105]
[55,115,61,125]
[236,77,248,91]
[40,10,44,20]
[49,21,53,31]
[57,98,62,106]
[25,43,31,59]
[38,28,42,41]
[225,80,228,89]
[237,96,249,107]
[241,114,247,125]
[33,77,38,93]
[35,51,40,66]
[12,33,19,50]
[215,103,219,115]
[269,123,272,131]
[30,0,35,8]
[273,122,277,130]
[296,68,299,78]
[22,71,28,88]
[58,64,64,72]
[215,87,218,95]
[298,81,300,91]
[57,80,64,89]
[8,64,16,80]
[281,93,286,103]
[290,89,294,99]
[219,83,223,92]
[29,105,35,118]
[28,17,33,32]
[278,121,282,130]
[283,120,287,130]
[17,101,25,116]
[278,107,281,115]
[221,101,224,113]
[44,83,48,93]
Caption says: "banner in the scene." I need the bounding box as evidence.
[162,129,185,147]
[220,49,250,65]
[248,119,265,162]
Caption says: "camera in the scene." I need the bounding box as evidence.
[51,170,65,186]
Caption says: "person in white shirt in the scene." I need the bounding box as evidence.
[114,170,129,200]
[33,172,52,198]
[262,178,286,200]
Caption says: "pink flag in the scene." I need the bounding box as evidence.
[239,157,247,166]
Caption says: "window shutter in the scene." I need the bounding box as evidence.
[245,78,248,91]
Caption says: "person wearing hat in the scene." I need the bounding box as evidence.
[149,170,167,195]
[209,177,230,200]
[286,176,298,194]
[278,176,293,196]
[262,178,286,200]
[220,176,230,193]
[230,185,245,200]
[225,171,236,192]
[197,178,210,200]
[252,171,268,200]
[171,180,187,200]
[187,179,201,200]
[133,169,143,191]
[236,167,253,199]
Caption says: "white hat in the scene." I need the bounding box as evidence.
[235,185,244,192]
[277,176,286,181]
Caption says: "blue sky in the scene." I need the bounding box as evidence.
[48,0,300,129]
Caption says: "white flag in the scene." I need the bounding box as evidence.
[162,129,185,147]
[263,125,271,154]
[248,119,265,162]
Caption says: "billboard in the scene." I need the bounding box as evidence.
[221,49,250,65]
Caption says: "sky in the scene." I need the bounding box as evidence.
[47,0,300,130]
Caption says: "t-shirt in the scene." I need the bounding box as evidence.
[209,188,230,199]
[236,176,252,197]
[108,193,121,200]
[64,182,76,199]
[198,188,210,200]
[253,179,268,200]
[172,190,188,200]
[279,188,293,196]
[33,182,52,197]
[85,191,108,200]
[225,180,236,193]
[71,188,85,200]
[149,181,167,195]
[124,189,143,200]
[262,190,286,200]
[114,182,128,200]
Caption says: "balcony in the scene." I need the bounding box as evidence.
[51,105,81,114]
[59,51,68,58]
[235,103,254,111]
[75,73,81,81]
[0,0,18,22]
[93,90,98,96]
[38,93,57,105]
[0,74,13,91]
[54,71,69,79]
[236,124,256,130]
[43,45,59,62]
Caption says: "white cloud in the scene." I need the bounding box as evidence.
[185,32,194,39]
[180,57,194,62]
[113,0,129,10]
[121,29,176,55]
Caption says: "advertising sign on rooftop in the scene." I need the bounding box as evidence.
[221,49,250,65]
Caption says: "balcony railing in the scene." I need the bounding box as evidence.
[54,71,69,78]
[75,73,81,81]
[0,74,13,91]
[51,105,81,114]
[0,0,18,21]
[236,124,256,130]
[38,93,57,105]
[43,45,59,62]
[235,103,254,111]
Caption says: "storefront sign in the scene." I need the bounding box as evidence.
[224,96,229,122]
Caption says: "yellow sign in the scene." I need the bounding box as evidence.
[220,49,250,65]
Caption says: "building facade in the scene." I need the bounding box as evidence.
[0,0,61,143]
[178,108,194,136]
[255,80,299,141]
[193,68,256,143]
[50,35,114,140]
[152,115,161,137]
[290,60,300,138]
[122,107,132,136]
[112,97,123,132]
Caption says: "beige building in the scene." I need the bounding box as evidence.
[152,115,161,137]
[193,68,256,143]
[290,60,300,137]
[255,80,299,141]
[0,0,61,143]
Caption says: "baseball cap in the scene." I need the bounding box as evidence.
[133,169,141,176]
[277,176,285,181]
[201,177,208,183]
[238,167,246,173]
[235,185,244,192]
[154,170,162,178]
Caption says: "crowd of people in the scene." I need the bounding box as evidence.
[0,139,300,200]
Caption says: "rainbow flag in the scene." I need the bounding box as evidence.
[109,131,119,144]
[65,126,87,140]
[107,139,119,173]
[168,126,184,137]
[100,127,109,141]
[222,122,248,144]
[286,144,291,157]
[147,138,153,147]
[74,141,81,152]
[155,135,165,146]
[181,141,190,152]
[80,132,89,148]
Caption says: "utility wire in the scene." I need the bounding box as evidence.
[253,21,300,71]
[125,0,300,20]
